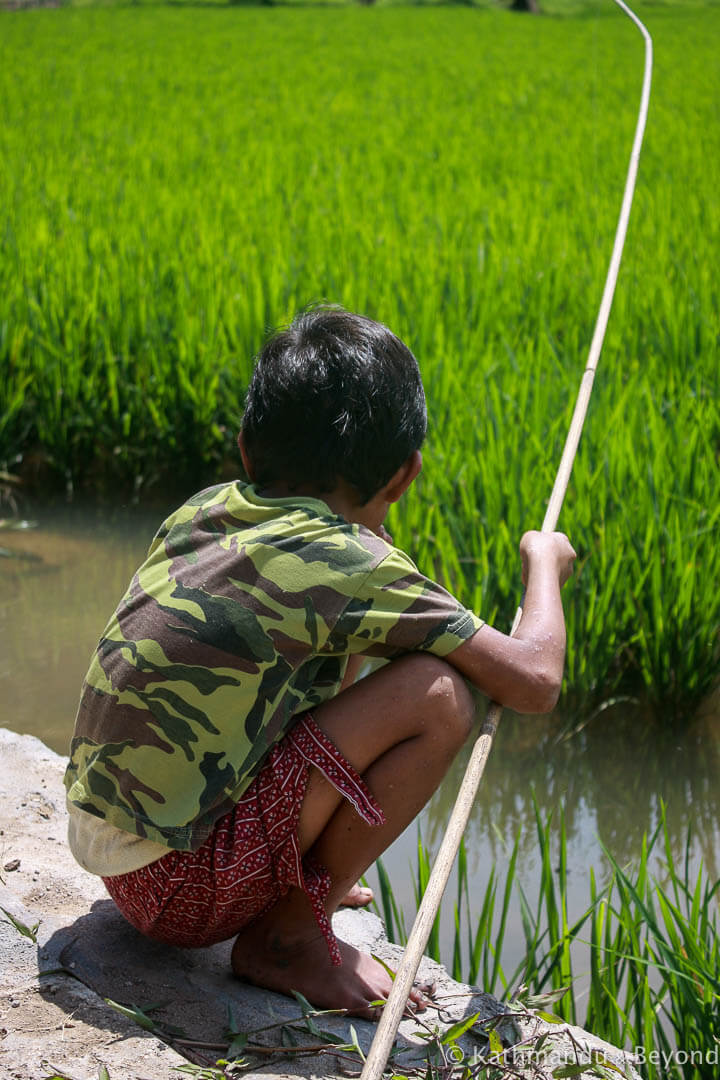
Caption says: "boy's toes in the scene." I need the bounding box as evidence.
[339,883,374,908]
[406,984,431,1014]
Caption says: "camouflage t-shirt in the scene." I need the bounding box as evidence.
[64,482,483,850]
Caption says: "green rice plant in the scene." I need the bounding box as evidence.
[412,829,442,964]
[0,2,718,712]
[596,833,720,1077]
[374,806,720,1079]
[371,857,408,947]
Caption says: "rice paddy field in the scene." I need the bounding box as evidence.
[1,0,718,714]
[1,3,719,1073]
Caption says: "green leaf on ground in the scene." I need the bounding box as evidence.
[440,1010,482,1045]
[0,905,40,942]
[104,998,160,1033]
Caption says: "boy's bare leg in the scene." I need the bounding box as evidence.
[231,654,475,1016]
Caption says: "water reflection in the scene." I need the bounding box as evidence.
[0,500,176,756]
[421,703,720,883]
[392,701,720,983]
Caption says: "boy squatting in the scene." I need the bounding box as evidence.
[65,307,576,1018]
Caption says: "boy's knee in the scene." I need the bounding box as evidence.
[404,654,476,743]
[433,661,476,743]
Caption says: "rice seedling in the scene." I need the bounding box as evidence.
[373,807,720,1079]
[0,1,717,713]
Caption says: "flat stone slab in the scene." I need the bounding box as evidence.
[0,729,640,1078]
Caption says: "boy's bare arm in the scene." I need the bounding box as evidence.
[447,531,576,715]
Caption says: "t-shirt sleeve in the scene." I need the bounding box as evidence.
[323,545,484,659]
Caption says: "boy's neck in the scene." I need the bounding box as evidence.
[257,481,386,535]
[243,448,421,539]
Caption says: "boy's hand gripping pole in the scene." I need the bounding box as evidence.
[360,4,652,1077]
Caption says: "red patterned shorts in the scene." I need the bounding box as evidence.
[102,714,384,965]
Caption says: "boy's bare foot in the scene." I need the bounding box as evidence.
[339,883,374,908]
[231,920,428,1019]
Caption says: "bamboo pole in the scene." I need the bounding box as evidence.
[360,5,652,1078]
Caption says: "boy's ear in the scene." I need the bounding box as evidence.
[383,450,422,504]
[237,430,256,482]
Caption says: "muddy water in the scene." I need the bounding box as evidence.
[2,502,719,979]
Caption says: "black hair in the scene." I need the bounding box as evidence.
[241,306,427,504]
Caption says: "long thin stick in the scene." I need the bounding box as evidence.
[360,6,652,1078]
